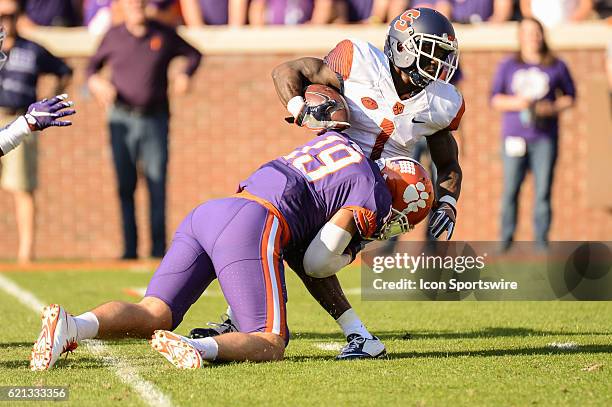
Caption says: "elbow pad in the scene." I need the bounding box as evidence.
[303,222,353,278]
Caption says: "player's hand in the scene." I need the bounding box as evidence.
[344,236,366,263]
[429,202,456,240]
[296,100,350,131]
[24,94,75,131]
[285,96,349,131]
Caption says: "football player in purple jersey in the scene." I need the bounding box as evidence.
[0,28,75,157]
[192,7,463,359]
[30,125,428,369]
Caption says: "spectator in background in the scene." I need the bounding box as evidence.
[436,0,513,23]
[83,0,119,34]
[368,0,408,24]
[248,0,337,25]
[17,0,82,29]
[491,18,575,250]
[181,0,250,26]
[0,0,72,263]
[520,0,593,27]
[333,0,374,23]
[87,0,201,259]
[146,0,183,26]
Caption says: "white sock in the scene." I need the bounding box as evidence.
[335,308,373,339]
[188,337,219,361]
[73,312,99,341]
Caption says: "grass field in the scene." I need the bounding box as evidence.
[0,264,611,406]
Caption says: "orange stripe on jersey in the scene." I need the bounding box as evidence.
[447,98,465,131]
[233,190,291,246]
[370,118,395,160]
[344,206,377,238]
[324,39,354,81]
[271,223,288,340]
[260,214,275,334]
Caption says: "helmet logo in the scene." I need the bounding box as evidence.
[394,9,421,33]
[403,182,429,213]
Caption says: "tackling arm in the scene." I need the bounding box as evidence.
[303,208,357,278]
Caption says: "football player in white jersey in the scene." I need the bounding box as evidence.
[0,29,75,157]
[190,8,464,359]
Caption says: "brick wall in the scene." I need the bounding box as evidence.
[0,49,609,259]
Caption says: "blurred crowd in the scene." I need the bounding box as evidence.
[11,0,612,35]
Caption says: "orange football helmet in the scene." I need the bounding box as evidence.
[375,156,434,240]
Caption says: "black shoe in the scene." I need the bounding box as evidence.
[336,334,387,360]
[189,315,238,339]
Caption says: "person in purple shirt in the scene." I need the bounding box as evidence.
[435,0,513,23]
[87,0,201,260]
[491,17,575,250]
[17,0,81,28]
[181,0,235,26]
[333,0,372,23]
[29,130,424,369]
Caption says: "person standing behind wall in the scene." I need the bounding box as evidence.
[491,17,575,251]
[0,0,73,263]
[87,0,201,259]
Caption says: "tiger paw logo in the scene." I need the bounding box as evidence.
[403,182,429,213]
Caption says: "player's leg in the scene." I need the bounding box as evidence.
[191,248,383,359]
[152,200,289,366]
[293,268,386,359]
[0,131,38,262]
[30,208,216,370]
[140,111,169,258]
[500,146,529,249]
[109,106,139,258]
[529,137,558,247]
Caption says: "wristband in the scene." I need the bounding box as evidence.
[438,195,457,211]
[287,96,305,118]
[0,116,32,155]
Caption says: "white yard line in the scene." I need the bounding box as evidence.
[313,342,345,352]
[0,274,174,407]
[548,342,579,350]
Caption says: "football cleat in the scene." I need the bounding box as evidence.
[30,304,78,371]
[336,334,387,360]
[189,314,238,339]
[151,330,202,369]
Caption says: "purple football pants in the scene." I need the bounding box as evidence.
[145,197,289,341]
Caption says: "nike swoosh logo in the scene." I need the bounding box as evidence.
[29,108,54,117]
[412,117,426,124]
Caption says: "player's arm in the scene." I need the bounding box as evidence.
[427,130,462,240]
[303,208,358,278]
[0,94,75,157]
[271,57,342,116]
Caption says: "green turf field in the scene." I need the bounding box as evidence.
[1,266,611,406]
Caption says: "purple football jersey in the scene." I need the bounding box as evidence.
[239,132,392,248]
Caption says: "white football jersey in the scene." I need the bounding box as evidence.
[324,39,465,159]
